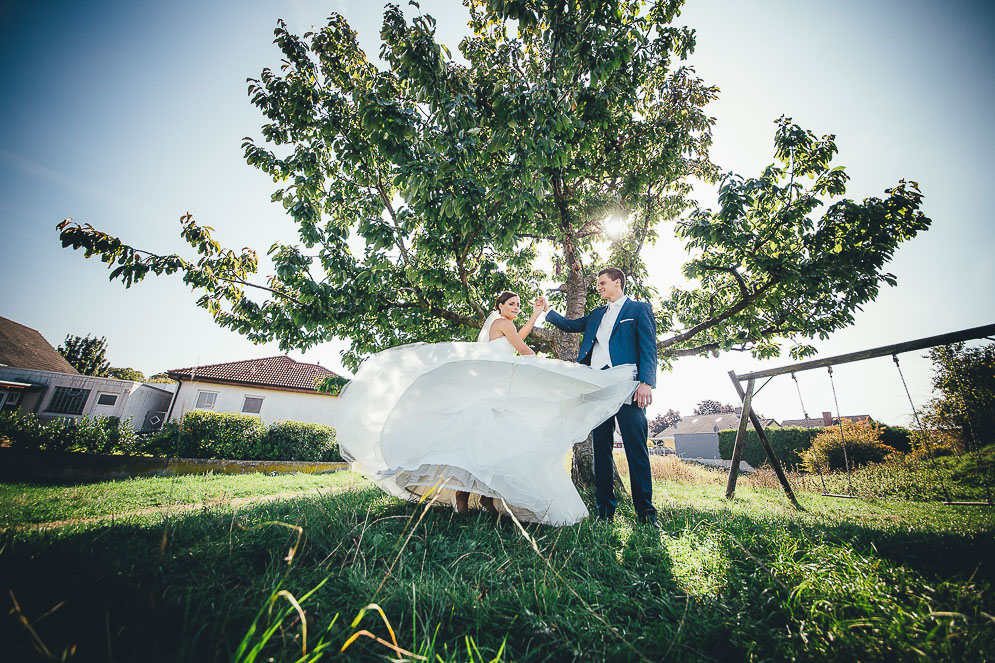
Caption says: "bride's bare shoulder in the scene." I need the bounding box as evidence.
[490,317,515,337]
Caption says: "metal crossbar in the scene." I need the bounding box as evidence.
[734,324,995,382]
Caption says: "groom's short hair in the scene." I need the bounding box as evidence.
[598,267,626,291]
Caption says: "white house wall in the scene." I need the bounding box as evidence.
[121,384,176,430]
[169,380,339,429]
[0,366,173,429]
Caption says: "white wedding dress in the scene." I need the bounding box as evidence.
[335,312,638,526]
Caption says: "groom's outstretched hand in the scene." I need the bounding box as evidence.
[634,382,653,408]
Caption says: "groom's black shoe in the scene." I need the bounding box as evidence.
[596,508,615,523]
[637,512,659,529]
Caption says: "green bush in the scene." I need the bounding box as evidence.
[142,412,340,461]
[0,410,138,454]
[879,425,913,453]
[720,423,913,470]
[256,421,341,462]
[802,419,898,472]
[718,426,820,470]
[0,409,52,450]
[172,410,266,460]
[2,408,341,462]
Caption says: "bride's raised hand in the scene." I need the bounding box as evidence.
[532,297,546,316]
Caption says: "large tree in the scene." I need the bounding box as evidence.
[58,334,111,377]
[693,399,734,415]
[57,0,930,479]
[108,367,146,382]
[649,408,681,435]
[925,342,995,451]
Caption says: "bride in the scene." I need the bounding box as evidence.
[335,291,639,526]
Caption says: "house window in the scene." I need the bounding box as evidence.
[242,396,264,414]
[195,390,218,409]
[46,387,91,415]
[96,393,118,406]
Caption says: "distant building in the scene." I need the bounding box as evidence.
[661,409,779,460]
[0,315,174,430]
[781,411,872,428]
[166,355,340,427]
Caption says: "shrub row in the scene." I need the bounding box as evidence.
[801,419,898,472]
[719,424,912,471]
[0,409,341,462]
[718,426,820,470]
[0,410,138,455]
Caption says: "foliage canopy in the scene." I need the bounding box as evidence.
[925,341,995,451]
[58,0,930,372]
[693,399,734,415]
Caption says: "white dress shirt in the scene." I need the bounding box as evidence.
[590,295,628,369]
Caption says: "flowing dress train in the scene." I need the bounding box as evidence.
[336,318,638,525]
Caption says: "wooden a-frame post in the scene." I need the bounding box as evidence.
[726,370,801,508]
[725,378,754,499]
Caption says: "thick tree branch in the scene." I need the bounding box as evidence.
[657,279,775,351]
[697,262,750,299]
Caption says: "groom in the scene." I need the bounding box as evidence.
[544,267,659,527]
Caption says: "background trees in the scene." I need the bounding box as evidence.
[108,367,145,382]
[57,334,164,382]
[58,334,110,377]
[924,342,995,451]
[693,399,735,415]
[649,409,681,434]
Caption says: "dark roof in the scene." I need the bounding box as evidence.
[0,316,79,374]
[167,355,338,392]
[781,415,872,429]
[660,413,779,436]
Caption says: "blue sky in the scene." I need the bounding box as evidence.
[1,0,993,425]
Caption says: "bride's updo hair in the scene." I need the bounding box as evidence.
[494,290,519,311]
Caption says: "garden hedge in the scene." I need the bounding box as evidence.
[719,423,912,470]
[718,426,819,470]
[0,409,341,462]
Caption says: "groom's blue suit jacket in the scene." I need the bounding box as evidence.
[546,299,658,388]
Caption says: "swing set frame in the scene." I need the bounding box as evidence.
[724,323,995,508]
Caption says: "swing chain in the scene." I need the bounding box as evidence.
[892,353,952,502]
[827,365,855,495]
[792,371,826,491]
[791,372,810,420]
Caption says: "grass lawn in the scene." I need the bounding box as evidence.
[2,468,994,662]
[0,471,361,530]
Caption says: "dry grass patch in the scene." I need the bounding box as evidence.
[613,452,725,484]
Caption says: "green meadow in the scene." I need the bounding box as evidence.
[2,465,993,662]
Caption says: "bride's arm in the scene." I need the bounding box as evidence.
[494,319,535,355]
[518,299,544,341]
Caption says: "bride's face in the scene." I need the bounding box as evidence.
[499,296,521,320]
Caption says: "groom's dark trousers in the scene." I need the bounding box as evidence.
[592,401,654,519]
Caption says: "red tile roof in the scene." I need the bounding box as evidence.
[167,355,338,392]
[781,415,872,429]
[0,316,80,374]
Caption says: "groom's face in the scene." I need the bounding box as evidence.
[597,275,623,301]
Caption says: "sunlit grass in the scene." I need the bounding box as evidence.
[0,470,359,529]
